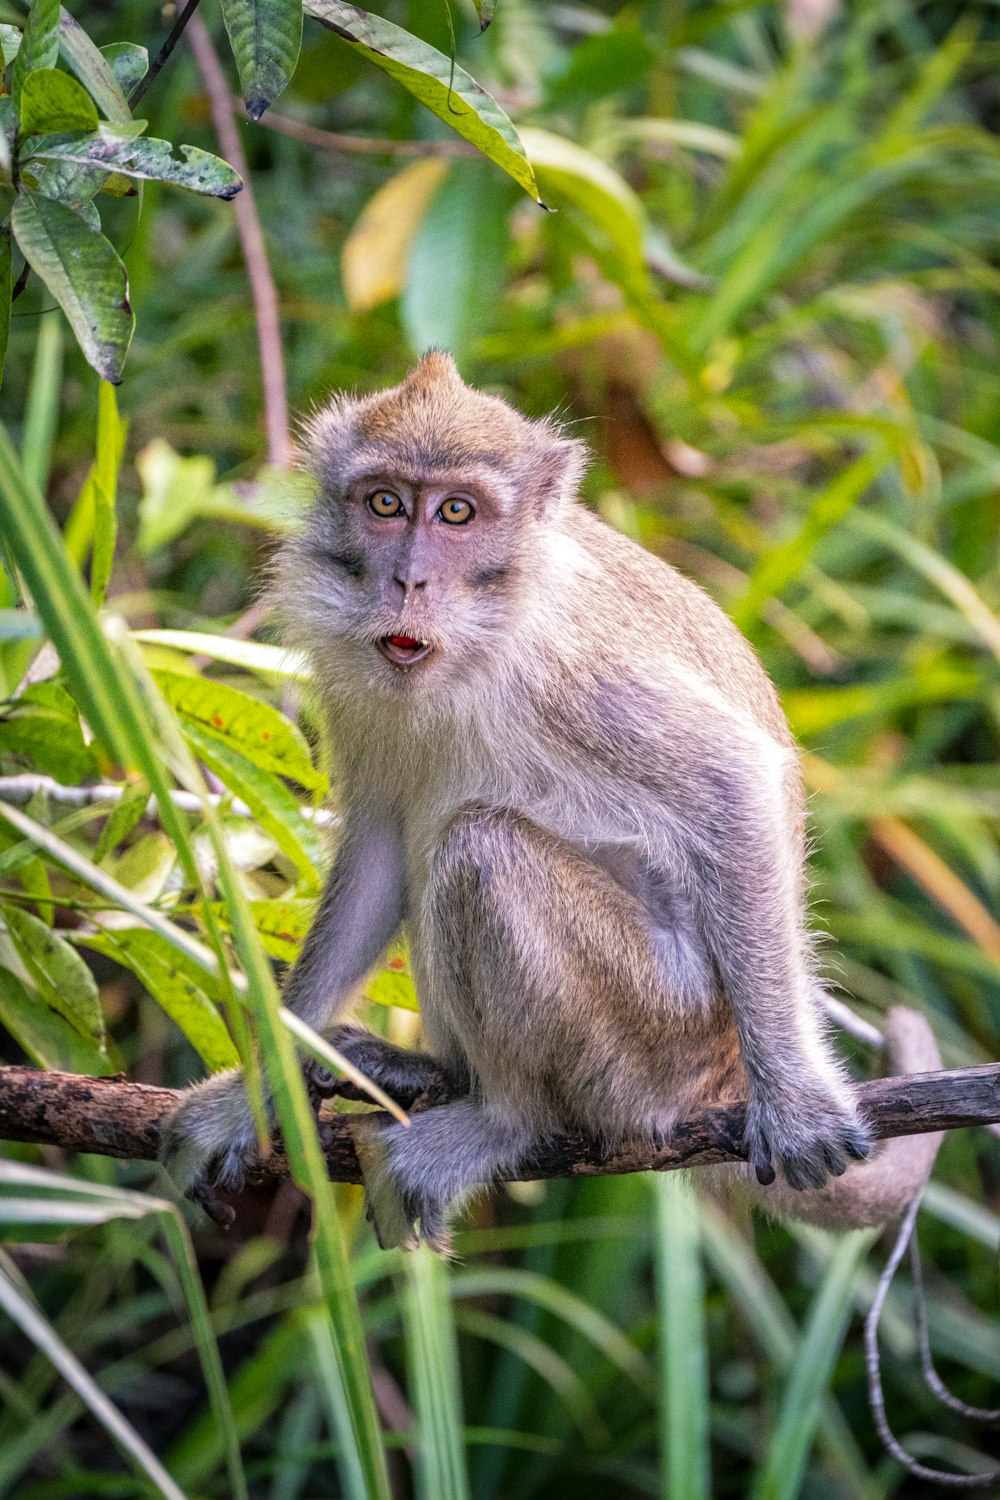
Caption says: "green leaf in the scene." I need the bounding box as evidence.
[23,123,243,198]
[364,939,419,1012]
[221,0,301,120]
[82,928,239,1070]
[100,42,147,97]
[1,901,104,1045]
[304,0,542,203]
[89,378,123,606]
[94,780,149,863]
[135,439,233,552]
[401,157,510,361]
[57,8,132,123]
[0,965,110,1073]
[518,126,645,268]
[0,681,99,783]
[544,26,656,107]
[0,25,21,67]
[181,718,324,885]
[0,226,9,390]
[19,67,98,135]
[241,896,316,961]
[153,667,325,790]
[10,192,133,383]
[473,0,496,30]
[11,0,60,105]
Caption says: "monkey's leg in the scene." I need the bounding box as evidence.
[305,1024,468,1109]
[370,805,732,1248]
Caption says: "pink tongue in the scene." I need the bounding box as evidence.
[390,635,419,649]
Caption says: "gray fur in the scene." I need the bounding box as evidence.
[161,353,941,1243]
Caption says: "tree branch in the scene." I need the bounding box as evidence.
[1,1062,997,1187]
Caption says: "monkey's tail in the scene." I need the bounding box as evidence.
[744,1006,943,1230]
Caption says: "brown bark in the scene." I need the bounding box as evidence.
[1,1062,997,1186]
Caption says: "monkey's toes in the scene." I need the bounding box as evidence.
[188,1175,236,1229]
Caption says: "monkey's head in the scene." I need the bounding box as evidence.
[279,352,587,706]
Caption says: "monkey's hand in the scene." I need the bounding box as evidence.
[159,1069,260,1223]
[305,1025,466,1111]
[744,1072,871,1191]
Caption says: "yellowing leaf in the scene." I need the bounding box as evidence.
[365,939,419,1012]
[342,159,447,313]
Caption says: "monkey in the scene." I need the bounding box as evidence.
[162,351,942,1249]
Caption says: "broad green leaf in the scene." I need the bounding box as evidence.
[19,67,98,135]
[153,667,325,790]
[342,159,447,313]
[305,0,542,203]
[221,0,302,119]
[11,192,133,384]
[518,126,647,267]
[23,123,242,198]
[83,928,238,1070]
[1,901,104,1045]
[181,718,324,884]
[402,157,511,360]
[473,0,497,30]
[100,42,147,97]
[0,227,9,390]
[0,966,110,1073]
[0,25,21,67]
[57,8,132,123]
[94,779,149,863]
[101,830,176,902]
[241,896,316,962]
[365,940,419,1012]
[11,0,60,105]
[0,680,99,783]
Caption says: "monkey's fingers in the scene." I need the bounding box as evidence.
[351,1120,418,1251]
[188,1176,236,1229]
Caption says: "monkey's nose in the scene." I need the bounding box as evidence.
[394,572,427,604]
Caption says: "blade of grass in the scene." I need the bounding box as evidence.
[653,1174,710,1500]
[403,1245,471,1500]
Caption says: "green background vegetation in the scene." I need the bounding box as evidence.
[1,0,999,1495]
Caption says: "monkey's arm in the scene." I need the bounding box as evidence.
[161,809,407,1191]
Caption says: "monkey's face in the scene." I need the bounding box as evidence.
[290,465,531,694]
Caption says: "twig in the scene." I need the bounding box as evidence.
[187,15,290,468]
[0,774,337,827]
[236,101,478,158]
[128,0,204,110]
[0,1061,997,1184]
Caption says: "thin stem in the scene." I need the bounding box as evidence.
[128,0,205,110]
[187,14,290,468]
[237,102,477,157]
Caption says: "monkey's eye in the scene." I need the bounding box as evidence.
[368,489,404,517]
[438,497,474,526]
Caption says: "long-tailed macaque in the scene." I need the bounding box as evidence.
[163,353,941,1248]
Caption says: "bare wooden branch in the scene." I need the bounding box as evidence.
[1,1062,997,1188]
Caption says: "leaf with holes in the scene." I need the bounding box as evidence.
[305,0,541,202]
[11,192,133,383]
[222,0,302,120]
[23,123,242,198]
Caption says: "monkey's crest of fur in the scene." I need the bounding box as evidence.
[302,351,587,516]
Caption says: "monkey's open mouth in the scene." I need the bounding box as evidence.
[377,634,433,668]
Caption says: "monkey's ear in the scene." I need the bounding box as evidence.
[530,435,589,520]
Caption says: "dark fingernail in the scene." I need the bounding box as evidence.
[755,1162,776,1186]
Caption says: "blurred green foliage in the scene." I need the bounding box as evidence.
[1,0,1000,1496]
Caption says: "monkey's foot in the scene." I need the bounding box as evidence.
[305,1025,461,1112]
[351,1119,452,1253]
[745,1081,871,1192]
